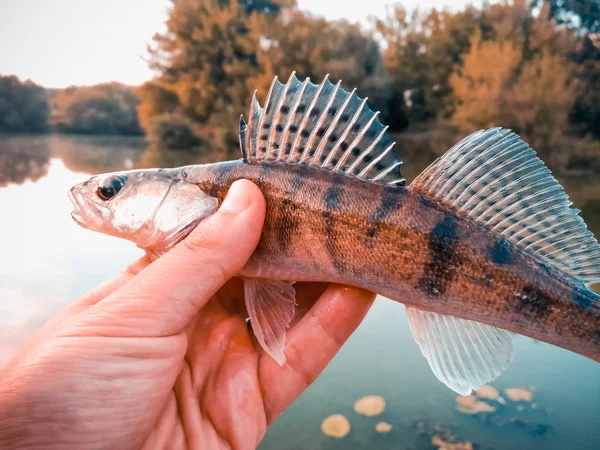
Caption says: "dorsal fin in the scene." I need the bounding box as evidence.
[240,72,405,186]
[412,128,600,285]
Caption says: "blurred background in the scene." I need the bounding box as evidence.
[1,0,599,449]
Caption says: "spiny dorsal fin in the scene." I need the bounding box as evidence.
[240,72,405,186]
[412,128,600,285]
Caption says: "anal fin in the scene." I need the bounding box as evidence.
[406,307,514,395]
[244,278,297,365]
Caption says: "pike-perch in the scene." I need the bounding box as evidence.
[68,73,600,395]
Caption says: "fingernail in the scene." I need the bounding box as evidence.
[221,180,251,213]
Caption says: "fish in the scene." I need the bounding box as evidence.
[68,73,600,395]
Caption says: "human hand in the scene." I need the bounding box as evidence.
[0,180,375,450]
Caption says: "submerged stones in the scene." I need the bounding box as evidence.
[320,384,543,443]
[354,395,386,416]
[321,394,388,439]
[476,384,499,400]
[321,414,351,438]
[505,387,535,402]
[375,421,392,433]
[456,395,496,414]
[432,435,474,450]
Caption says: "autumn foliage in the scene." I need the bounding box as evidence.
[1,0,599,172]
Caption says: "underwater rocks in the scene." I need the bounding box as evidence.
[431,435,474,450]
[456,395,496,414]
[321,395,388,439]
[455,384,551,438]
[505,387,535,402]
[375,421,392,433]
[354,395,387,416]
[321,414,351,438]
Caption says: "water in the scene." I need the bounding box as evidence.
[1,134,599,449]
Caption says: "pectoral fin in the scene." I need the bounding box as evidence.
[244,278,297,365]
[406,307,514,395]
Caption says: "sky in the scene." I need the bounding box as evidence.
[0,0,460,88]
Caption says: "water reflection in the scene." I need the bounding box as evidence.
[138,143,229,169]
[50,134,147,173]
[0,135,50,187]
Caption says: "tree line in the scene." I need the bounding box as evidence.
[0,77,142,136]
[2,0,599,171]
[137,0,600,168]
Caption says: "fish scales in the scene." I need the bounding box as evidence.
[69,73,600,394]
[190,160,600,361]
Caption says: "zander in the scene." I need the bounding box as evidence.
[69,73,600,395]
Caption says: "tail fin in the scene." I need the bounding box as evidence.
[406,128,600,395]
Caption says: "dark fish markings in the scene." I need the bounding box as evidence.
[274,167,309,251]
[512,284,553,319]
[323,173,345,274]
[572,288,592,309]
[206,163,234,198]
[490,238,514,265]
[366,187,403,240]
[418,213,460,297]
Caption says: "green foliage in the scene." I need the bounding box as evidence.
[0,75,49,133]
[147,114,202,149]
[256,11,388,112]
[504,50,577,160]
[51,83,142,135]
[536,0,600,33]
[139,0,280,153]
[570,34,600,138]
[375,6,481,129]
[138,0,386,151]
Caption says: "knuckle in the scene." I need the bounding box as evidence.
[285,340,316,388]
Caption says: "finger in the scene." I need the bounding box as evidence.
[288,283,329,327]
[259,285,375,422]
[80,179,266,337]
[217,281,328,323]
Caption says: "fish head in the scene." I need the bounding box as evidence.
[68,168,219,254]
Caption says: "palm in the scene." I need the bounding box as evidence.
[143,280,373,449]
[0,182,375,450]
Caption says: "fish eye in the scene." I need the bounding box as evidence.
[97,175,126,201]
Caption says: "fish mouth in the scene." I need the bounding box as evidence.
[68,185,105,229]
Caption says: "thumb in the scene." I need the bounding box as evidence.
[81,179,266,336]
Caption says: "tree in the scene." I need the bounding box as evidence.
[449,31,522,130]
[255,11,388,114]
[375,6,480,129]
[570,35,600,138]
[52,83,142,135]
[139,0,288,154]
[139,0,388,152]
[0,75,49,133]
[503,49,577,157]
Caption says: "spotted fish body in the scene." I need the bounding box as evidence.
[69,73,600,395]
[189,160,600,360]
